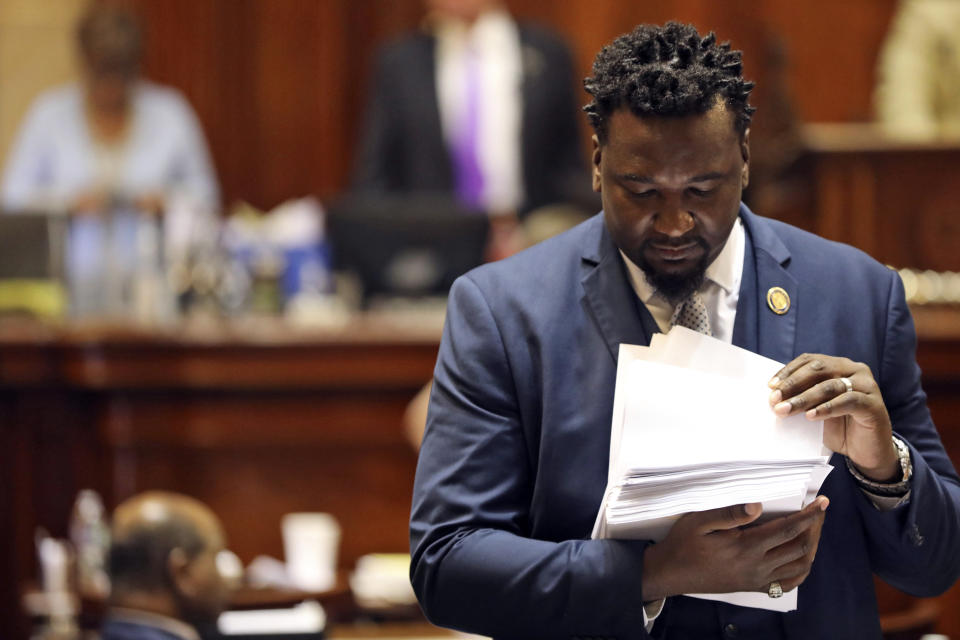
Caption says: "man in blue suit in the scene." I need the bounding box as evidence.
[410,22,960,639]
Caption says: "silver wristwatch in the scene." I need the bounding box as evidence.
[846,435,913,496]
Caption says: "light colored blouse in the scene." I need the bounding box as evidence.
[1,81,219,213]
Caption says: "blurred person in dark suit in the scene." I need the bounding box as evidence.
[352,0,594,241]
[101,491,230,640]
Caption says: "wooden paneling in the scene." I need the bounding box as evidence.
[0,392,32,640]
[800,125,960,272]
[119,0,900,210]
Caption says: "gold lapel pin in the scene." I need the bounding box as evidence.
[766,287,791,315]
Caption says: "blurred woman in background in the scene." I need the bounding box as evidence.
[0,3,218,216]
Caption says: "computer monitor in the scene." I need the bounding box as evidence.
[327,194,489,302]
[0,211,65,280]
[0,211,67,317]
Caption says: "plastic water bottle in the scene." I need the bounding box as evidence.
[68,489,110,598]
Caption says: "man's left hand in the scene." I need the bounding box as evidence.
[769,354,899,482]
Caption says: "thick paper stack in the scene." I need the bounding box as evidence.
[591,327,833,612]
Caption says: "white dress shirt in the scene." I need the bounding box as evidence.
[435,9,524,214]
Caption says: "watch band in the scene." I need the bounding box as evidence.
[846,435,913,497]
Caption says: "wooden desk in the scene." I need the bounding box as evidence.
[0,315,442,639]
[800,123,960,272]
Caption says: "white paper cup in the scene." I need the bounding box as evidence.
[281,513,341,591]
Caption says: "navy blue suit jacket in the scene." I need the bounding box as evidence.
[410,206,960,639]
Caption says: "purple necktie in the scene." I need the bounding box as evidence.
[453,47,484,210]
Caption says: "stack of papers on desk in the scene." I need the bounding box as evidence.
[591,327,833,611]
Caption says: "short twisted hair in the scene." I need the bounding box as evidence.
[584,22,755,142]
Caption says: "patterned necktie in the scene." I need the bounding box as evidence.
[670,291,712,336]
[452,46,484,210]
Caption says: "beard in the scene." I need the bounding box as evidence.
[635,236,711,305]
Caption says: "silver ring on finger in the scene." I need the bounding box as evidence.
[768,581,783,598]
[839,377,854,394]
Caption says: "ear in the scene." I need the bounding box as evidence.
[167,547,196,598]
[591,134,602,193]
[739,128,750,190]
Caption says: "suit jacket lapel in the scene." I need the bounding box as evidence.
[737,206,799,364]
[580,216,654,363]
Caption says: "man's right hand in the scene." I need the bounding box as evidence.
[641,496,829,601]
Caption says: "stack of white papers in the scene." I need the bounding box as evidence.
[591,327,833,612]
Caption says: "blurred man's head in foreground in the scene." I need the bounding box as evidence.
[109,491,230,629]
